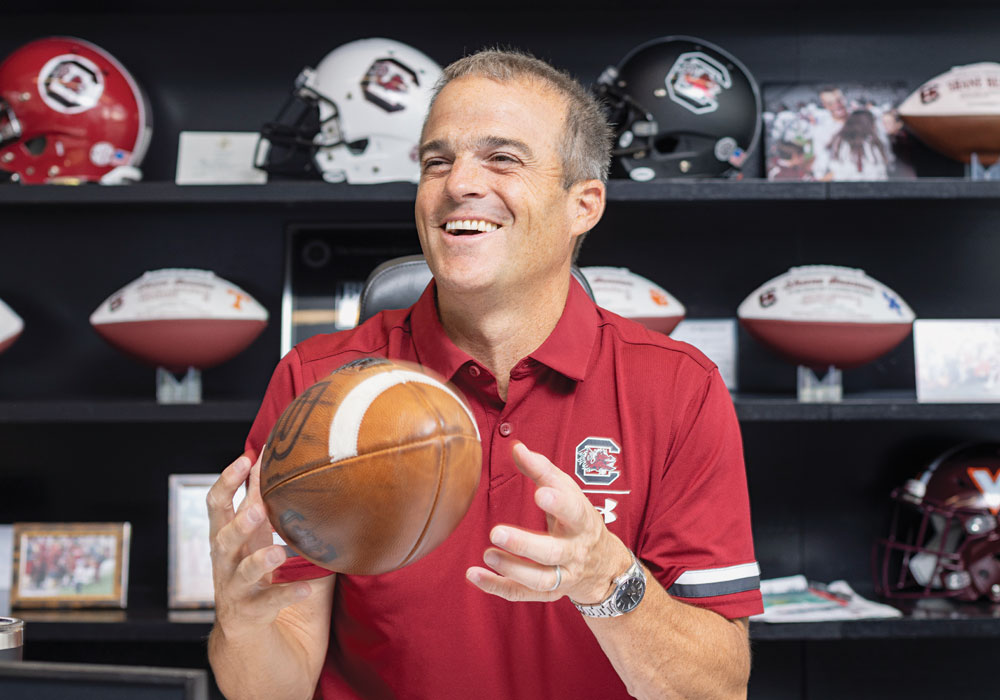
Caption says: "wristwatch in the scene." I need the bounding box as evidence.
[572,552,647,618]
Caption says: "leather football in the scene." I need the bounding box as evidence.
[260,357,481,575]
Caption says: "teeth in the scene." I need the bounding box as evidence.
[445,219,499,233]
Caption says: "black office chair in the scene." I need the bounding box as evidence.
[358,255,596,323]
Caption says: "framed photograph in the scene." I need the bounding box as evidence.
[168,474,245,609]
[762,82,916,181]
[914,319,1000,402]
[11,523,130,609]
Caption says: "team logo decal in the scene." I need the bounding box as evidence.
[575,437,622,486]
[759,288,777,308]
[968,467,1000,515]
[595,498,619,524]
[665,51,731,115]
[38,54,105,114]
[362,58,419,113]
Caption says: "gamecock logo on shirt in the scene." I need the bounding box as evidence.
[575,437,622,486]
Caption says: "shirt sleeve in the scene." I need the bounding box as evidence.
[640,367,763,619]
[246,347,335,583]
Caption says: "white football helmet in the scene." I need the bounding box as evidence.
[256,38,441,184]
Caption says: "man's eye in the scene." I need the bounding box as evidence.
[490,154,517,163]
[423,159,448,170]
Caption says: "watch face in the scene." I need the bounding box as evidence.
[614,576,646,613]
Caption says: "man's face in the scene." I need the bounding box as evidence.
[819,89,848,120]
[415,75,580,298]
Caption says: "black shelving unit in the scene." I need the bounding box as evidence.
[5,4,1000,699]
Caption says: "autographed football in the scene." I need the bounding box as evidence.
[581,266,686,335]
[90,268,268,371]
[737,265,915,370]
[898,62,1000,164]
[0,297,23,355]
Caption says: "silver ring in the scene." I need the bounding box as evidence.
[545,564,562,592]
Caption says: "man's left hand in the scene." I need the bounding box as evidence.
[466,441,633,604]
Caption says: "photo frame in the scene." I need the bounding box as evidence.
[168,474,245,609]
[11,523,130,609]
[762,82,916,181]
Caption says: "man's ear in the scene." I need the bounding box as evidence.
[568,179,606,239]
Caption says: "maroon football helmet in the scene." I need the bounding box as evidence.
[875,442,1000,603]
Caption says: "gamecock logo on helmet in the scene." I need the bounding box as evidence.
[575,437,622,486]
[38,54,104,114]
[666,52,731,115]
[362,58,419,113]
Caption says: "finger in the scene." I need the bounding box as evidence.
[483,547,562,593]
[512,442,574,490]
[207,454,253,540]
[533,483,595,535]
[233,544,289,590]
[466,566,557,603]
[212,498,271,571]
[234,450,265,517]
[489,525,564,566]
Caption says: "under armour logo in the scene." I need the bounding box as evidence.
[595,498,618,524]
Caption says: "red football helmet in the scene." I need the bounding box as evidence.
[875,442,1000,603]
[0,37,151,184]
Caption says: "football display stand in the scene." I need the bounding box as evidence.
[968,153,1000,181]
[797,365,842,403]
[156,367,201,405]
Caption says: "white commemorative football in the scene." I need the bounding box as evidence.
[737,265,915,369]
[898,62,1000,164]
[581,266,685,335]
[90,268,269,371]
[0,297,23,355]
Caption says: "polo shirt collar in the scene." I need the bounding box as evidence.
[409,277,598,383]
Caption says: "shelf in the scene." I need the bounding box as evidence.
[0,400,259,424]
[1,396,998,423]
[13,603,1000,643]
[750,600,1000,640]
[733,392,1000,421]
[1,179,999,207]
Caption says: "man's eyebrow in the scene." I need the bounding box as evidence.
[418,135,534,161]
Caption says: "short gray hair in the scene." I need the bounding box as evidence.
[427,48,613,188]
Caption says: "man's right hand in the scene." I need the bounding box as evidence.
[207,452,311,639]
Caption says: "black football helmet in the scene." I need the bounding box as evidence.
[596,36,762,180]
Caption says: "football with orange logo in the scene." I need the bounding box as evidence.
[581,266,686,335]
[90,268,268,371]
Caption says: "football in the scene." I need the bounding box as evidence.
[581,266,685,335]
[0,297,23,355]
[898,62,1000,164]
[90,268,268,372]
[737,265,915,370]
[261,357,481,575]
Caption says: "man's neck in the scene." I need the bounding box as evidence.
[437,272,571,401]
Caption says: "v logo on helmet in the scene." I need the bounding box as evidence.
[968,468,1000,515]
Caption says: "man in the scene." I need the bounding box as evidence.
[208,49,762,700]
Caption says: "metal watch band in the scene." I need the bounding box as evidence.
[572,552,646,618]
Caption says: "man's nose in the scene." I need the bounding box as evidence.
[444,155,487,200]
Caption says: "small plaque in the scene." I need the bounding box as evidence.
[175,131,267,185]
[914,319,1000,402]
[670,319,738,390]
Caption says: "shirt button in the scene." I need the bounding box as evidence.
[498,422,512,437]
[468,365,481,377]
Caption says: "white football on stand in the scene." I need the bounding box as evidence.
[737,265,915,370]
[90,268,268,371]
[582,266,685,335]
[0,297,23,355]
[898,62,1000,164]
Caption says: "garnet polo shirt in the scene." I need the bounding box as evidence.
[245,278,762,700]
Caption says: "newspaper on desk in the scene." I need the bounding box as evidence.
[756,575,902,622]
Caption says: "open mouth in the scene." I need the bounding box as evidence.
[443,219,501,236]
